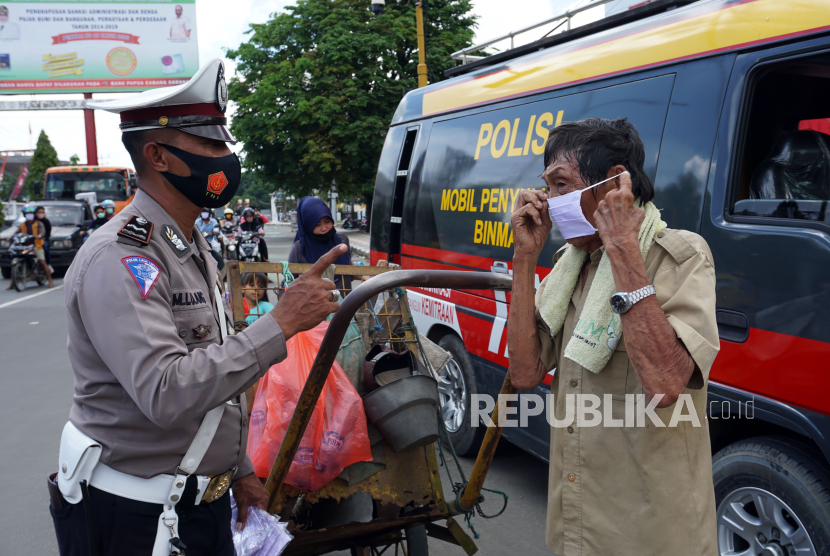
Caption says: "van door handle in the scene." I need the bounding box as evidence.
[716,309,749,343]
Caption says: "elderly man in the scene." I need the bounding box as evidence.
[508,118,720,556]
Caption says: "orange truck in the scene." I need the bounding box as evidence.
[43,165,136,213]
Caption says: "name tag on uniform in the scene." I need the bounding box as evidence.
[171,291,207,307]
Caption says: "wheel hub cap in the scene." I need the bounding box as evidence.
[437,359,466,433]
[717,486,815,556]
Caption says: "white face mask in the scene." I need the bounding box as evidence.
[547,172,627,239]
[25,213,34,221]
[201,212,210,220]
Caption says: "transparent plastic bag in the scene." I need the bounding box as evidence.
[229,494,293,556]
[247,320,373,491]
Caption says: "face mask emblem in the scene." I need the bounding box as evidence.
[207,172,229,197]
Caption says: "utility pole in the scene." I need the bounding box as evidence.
[371,0,428,88]
[83,93,99,166]
[415,0,428,88]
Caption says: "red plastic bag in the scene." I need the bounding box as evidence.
[247,321,373,491]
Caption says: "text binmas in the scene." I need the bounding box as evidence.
[474,220,513,248]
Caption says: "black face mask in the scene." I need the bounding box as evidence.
[312,227,336,243]
[157,143,241,209]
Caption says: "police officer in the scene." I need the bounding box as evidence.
[53,59,344,556]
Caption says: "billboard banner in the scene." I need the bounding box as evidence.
[0,0,198,94]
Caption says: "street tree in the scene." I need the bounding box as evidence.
[227,0,478,204]
[69,154,81,165]
[24,130,60,199]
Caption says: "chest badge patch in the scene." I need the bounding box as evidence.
[162,225,191,258]
[193,324,212,340]
[117,215,154,245]
[122,256,161,299]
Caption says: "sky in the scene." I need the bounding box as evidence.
[0,0,605,170]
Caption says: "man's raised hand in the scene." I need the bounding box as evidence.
[511,189,552,259]
[594,169,645,251]
[270,244,346,339]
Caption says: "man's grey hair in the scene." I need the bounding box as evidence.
[543,118,655,203]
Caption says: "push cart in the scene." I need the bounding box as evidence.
[226,261,518,556]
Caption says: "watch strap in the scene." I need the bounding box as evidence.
[630,284,656,306]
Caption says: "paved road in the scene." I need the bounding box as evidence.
[0,225,550,555]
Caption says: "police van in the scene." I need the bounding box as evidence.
[370,0,830,551]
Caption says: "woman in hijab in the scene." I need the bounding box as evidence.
[288,196,352,292]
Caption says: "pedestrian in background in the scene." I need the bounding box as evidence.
[289,196,352,293]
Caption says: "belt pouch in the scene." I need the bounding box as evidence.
[57,422,102,504]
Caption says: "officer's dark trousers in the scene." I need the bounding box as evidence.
[51,475,233,556]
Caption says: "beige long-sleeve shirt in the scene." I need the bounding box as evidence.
[535,228,720,556]
[65,189,287,479]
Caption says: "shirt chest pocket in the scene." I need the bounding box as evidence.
[171,288,218,350]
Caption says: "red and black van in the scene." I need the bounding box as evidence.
[370,0,830,551]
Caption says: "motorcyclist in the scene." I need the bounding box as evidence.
[89,205,108,230]
[101,199,116,220]
[222,207,237,227]
[237,207,268,261]
[5,206,54,290]
[196,208,222,254]
[195,207,220,236]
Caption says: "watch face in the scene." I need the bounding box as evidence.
[610,293,629,314]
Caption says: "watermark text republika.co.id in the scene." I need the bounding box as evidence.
[470,394,755,428]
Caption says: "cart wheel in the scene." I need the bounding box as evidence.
[12,262,28,292]
[438,334,486,457]
[406,523,429,556]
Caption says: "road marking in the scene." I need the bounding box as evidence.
[0,285,63,310]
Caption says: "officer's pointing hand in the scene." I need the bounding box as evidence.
[270,244,346,339]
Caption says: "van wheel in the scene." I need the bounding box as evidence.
[713,436,830,556]
[437,334,485,457]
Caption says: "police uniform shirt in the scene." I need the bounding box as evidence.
[65,188,286,479]
[535,228,720,556]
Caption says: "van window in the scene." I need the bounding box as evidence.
[412,75,675,271]
[732,54,830,223]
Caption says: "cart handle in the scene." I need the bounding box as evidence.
[265,269,513,513]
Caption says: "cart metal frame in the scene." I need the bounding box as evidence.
[226,261,516,556]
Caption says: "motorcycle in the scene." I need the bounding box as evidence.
[359,217,369,232]
[341,216,359,230]
[236,231,263,262]
[222,224,239,260]
[201,229,223,256]
[8,233,47,292]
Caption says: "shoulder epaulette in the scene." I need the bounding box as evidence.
[117,216,154,246]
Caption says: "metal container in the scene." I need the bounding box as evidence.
[362,374,439,452]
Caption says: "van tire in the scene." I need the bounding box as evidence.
[712,436,830,555]
[437,334,486,458]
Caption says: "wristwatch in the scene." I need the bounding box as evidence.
[609,285,656,314]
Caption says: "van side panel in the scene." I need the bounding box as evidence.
[410,75,675,286]
[369,126,408,263]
